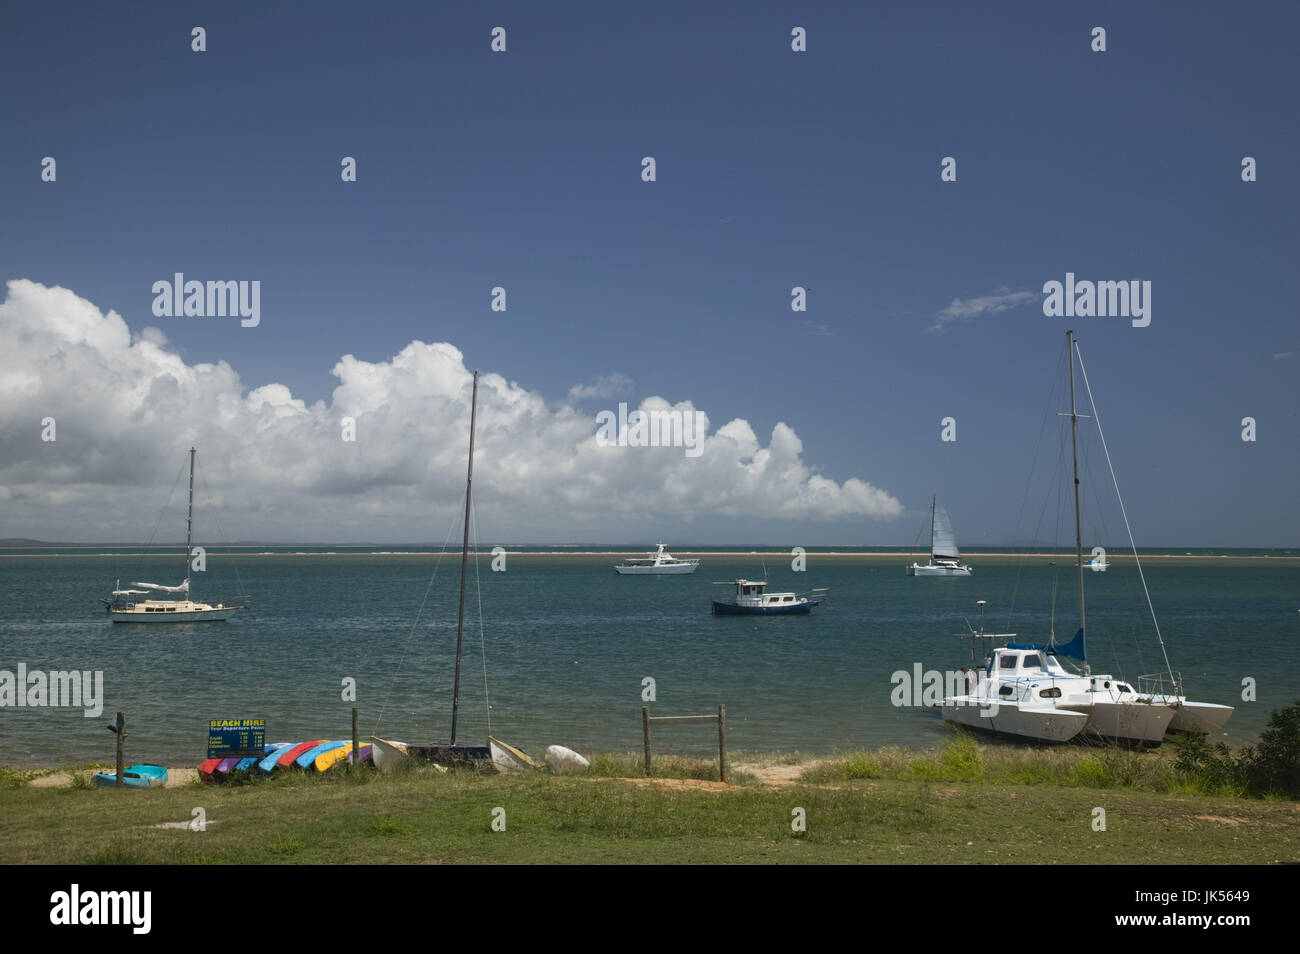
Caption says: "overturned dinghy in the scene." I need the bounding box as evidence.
[544,745,591,774]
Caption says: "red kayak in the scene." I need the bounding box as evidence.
[198,758,222,782]
[276,740,326,769]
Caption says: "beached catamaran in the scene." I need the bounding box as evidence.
[941,331,1232,743]
[371,372,536,772]
[102,447,245,623]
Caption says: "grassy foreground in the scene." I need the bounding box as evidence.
[2,742,1296,864]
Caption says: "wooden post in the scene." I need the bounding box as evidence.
[642,706,652,776]
[718,704,727,784]
[110,711,126,787]
[351,707,359,768]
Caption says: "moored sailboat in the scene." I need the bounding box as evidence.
[101,447,246,622]
[906,497,972,576]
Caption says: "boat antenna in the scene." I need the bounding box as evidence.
[1062,331,1090,674]
[450,371,478,745]
[184,446,195,598]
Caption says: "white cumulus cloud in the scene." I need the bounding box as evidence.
[0,280,902,541]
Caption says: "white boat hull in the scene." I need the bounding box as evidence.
[488,736,538,773]
[110,605,239,623]
[908,563,972,577]
[1168,701,1234,734]
[614,563,698,575]
[942,698,1089,742]
[1079,701,1176,745]
[369,737,409,771]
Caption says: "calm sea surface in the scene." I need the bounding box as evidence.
[1,549,1296,767]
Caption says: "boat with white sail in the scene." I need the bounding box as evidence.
[101,447,245,623]
[906,497,972,576]
[614,543,699,575]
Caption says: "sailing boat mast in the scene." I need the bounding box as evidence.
[450,372,478,745]
[184,446,196,596]
[1065,331,1088,671]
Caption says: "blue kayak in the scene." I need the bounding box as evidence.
[255,741,299,774]
[236,742,286,773]
[294,740,347,769]
[93,765,168,788]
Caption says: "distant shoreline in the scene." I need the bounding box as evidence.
[3,550,1297,566]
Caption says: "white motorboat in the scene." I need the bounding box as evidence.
[711,578,825,615]
[907,497,972,576]
[615,543,700,575]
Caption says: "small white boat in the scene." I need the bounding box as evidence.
[614,543,699,575]
[102,448,246,623]
[711,578,825,615]
[907,497,972,576]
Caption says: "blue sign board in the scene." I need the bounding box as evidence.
[207,719,266,759]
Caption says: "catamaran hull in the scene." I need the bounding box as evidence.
[907,564,972,577]
[488,736,539,773]
[942,699,1089,742]
[712,600,819,615]
[109,607,237,623]
[1168,701,1234,734]
[615,564,698,575]
[1078,702,1176,745]
[370,736,492,769]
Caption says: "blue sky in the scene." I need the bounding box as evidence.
[1,1,1297,545]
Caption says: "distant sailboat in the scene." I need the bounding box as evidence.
[101,448,246,622]
[906,496,972,576]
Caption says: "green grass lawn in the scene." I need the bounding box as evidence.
[2,748,1296,864]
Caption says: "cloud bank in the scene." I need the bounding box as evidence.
[0,280,902,541]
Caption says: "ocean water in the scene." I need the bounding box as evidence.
[1,551,1296,768]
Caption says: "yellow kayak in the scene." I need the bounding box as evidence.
[314,742,362,773]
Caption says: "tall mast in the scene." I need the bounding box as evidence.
[450,372,478,745]
[929,495,936,557]
[185,447,196,597]
[1065,331,1087,668]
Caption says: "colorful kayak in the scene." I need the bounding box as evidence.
[314,743,366,772]
[215,757,241,775]
[255,741,304,774]
[275,740,326,771]
[198,758,222,781]
[93,765,168,788]
[348,744,372,766]
[294,740,348,770]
